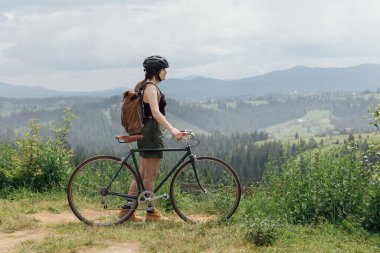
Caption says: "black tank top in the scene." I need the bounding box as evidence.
[143,85,166,117]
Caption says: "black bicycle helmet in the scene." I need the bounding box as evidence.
[143,55,169,71]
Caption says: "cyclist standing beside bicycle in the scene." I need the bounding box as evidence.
[119,55,182,222]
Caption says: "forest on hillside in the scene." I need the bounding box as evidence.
[1,92,379,141]
[1,92,379,183]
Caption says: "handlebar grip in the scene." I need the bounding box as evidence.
[180,129,192,136]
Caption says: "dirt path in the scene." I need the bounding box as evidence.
[78,242,141,253]
[0,212,141,253]
[27,211,78,224]
[1,211,213,252]
[0,229,50,253]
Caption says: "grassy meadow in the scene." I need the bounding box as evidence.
[263,109,334,139]
[0,190,379,253]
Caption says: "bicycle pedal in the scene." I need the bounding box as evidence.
[154,193,168,200]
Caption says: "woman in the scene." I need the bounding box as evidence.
[119,55,182,222]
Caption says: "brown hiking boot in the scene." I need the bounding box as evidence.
[119,208,143,222]
[146,208,167,222]
[128,213,143,222]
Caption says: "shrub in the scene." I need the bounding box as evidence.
[0,143,15,189]
[363,184,380,232]
[0,107,75,192]
[244,219,281,246]
[362,142,380,232]
[262,145,371,225]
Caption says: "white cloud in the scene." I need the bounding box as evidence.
[1,0,380,91]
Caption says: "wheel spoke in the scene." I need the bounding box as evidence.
[67,156,139,226]
[170,157,241,224]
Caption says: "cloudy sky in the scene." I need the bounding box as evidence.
[1,0,380,91]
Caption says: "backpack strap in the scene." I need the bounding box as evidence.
[142,82,161,102]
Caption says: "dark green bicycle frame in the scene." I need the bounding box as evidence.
[105,146,196,200]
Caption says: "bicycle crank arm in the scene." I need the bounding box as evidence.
[150,193,168,201]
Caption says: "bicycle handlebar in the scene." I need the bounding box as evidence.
[179,129,200,147]
[180,129,194,137]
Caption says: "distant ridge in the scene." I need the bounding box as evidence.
[161,64,380,99]
[0,82,125,98]
[0,83,61,98]
[1,64,380,99]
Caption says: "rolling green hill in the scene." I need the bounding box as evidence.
[1,91,379,159]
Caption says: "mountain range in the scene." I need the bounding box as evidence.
[1,64,380,100]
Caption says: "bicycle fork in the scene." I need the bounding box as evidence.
[189,154,208,194]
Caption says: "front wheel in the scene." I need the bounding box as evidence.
[170,156,241,223]
[67,156,139,226]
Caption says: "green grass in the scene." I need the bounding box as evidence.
[243,99,269,106]
[258,223,380,253]
[198,102,220,110]
[0,190,379,253]
[263,109,335,139]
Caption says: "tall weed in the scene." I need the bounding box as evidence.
[0,143,15,189]
[362,142,380,232]
[0,107,75,193]
[260,145,372,225]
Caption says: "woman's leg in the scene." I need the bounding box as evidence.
[142,158,161,192]
[128,156,146,195]
[120,157,146,221]
[142,157,163,220]
[123,155,162,220]
[127,156,160,195]
[127,157,160,207]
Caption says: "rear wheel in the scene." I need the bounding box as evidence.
[170,156,241,223]
[67,156,139,226]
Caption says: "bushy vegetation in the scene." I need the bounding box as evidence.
[274,146,376,223]
[237,105,380,244]
[238,141,380,248]
[0,107,74,193]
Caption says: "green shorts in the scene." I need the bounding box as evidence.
[137,119,164,158]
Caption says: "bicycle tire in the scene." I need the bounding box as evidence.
[67,155,140,226]
[170,156,241,224]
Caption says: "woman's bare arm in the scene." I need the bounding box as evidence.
[144,85,181,139]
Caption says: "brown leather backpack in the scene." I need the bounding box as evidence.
[120,82,160,135]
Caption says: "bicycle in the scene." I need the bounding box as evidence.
[67,130,241,226]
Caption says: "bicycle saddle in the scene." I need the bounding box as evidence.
[115,135,144,143]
